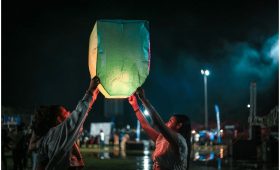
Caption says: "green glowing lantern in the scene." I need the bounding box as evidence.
[88,20,150,98]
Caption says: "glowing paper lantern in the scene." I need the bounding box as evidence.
[88,20,150,98]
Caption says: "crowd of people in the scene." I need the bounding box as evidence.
[1,123,33,170]
[76,128,130,149]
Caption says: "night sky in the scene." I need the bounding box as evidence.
[2,0,279,129]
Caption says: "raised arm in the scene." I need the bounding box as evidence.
[136,87,180,151]
[128,95,159,142]
[58,76,100,143]
[43,77,100,168]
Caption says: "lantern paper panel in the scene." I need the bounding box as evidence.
[88,20,150,98]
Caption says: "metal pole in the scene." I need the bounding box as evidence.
[204,75,208,129]
[215,105,221,144]
[249,82,256,140]
[136,120,140,141]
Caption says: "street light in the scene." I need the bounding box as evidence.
[201,69,210,129]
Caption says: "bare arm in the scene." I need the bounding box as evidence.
[128,95,159,142]
[136,88,180,151]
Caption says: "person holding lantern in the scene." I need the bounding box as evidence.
[29,76,100,170]
[128,87,191,170]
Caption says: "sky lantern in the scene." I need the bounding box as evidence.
[88,20,150,98]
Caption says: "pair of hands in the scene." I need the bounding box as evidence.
[88,76,146,109]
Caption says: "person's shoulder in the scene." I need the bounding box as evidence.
[176,133,187,145]
[176,133,184,139]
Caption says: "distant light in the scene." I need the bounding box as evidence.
[201,70,204,75]
[143,110,149,116]
[194,152,200,160]
[201,69,210,76]
[247,104,250,108]
[205,70,210,76]
[194,134,200,142]
[220,148,224,159]
[143,150,150,155]
[209,152,215,160]
[192,130,196,134]
[220,129,223,133]
[209,132,215,141]
[143,155,150,170]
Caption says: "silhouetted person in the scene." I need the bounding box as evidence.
[22,124,31,170]
[129,87,191,170]
[30,76,100,170]
[28,131,40,170]
[99,129,105,148]
[11,123,26,170]
[1,127,11,170]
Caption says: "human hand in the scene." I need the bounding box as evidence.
[128,94,139,112]
[88,76,100,94]
[135,87,145,100]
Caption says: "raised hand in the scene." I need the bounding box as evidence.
[135,87,145,100]
[88,76,100,93]
[128,94,139,112]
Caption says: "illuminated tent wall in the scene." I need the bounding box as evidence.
[88,20,150,98]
